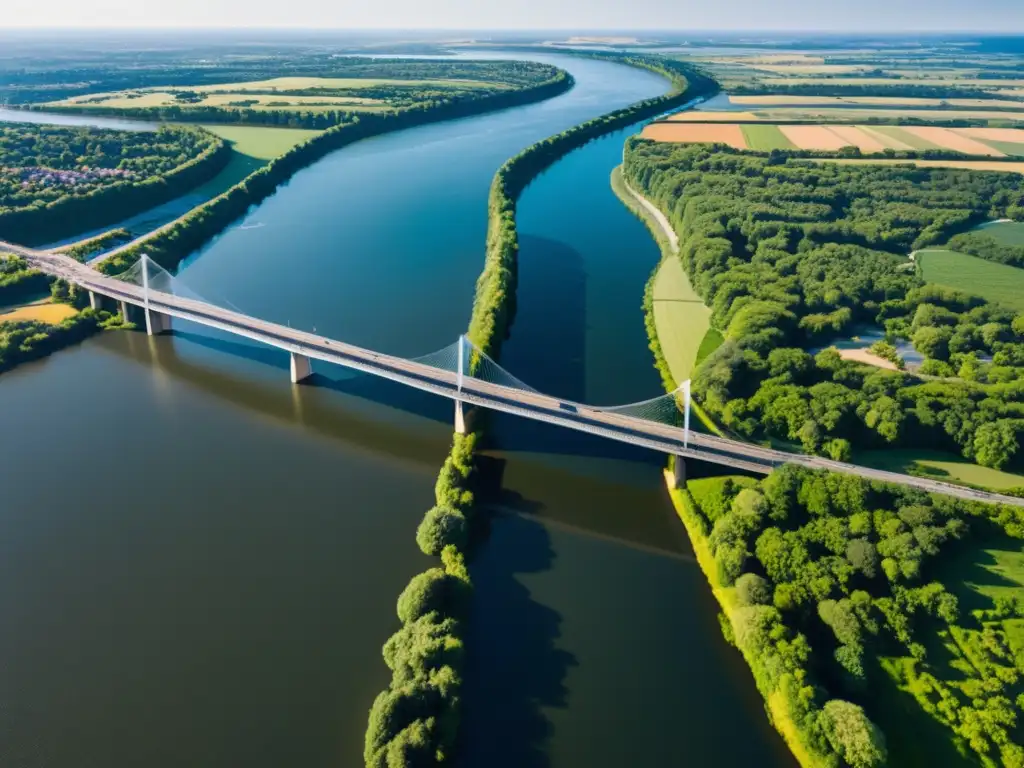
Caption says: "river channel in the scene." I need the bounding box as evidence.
[0,55,793,766]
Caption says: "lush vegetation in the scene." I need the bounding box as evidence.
[674,466,1024,767]
[55,228,132,262]
[0,124,229,244]
[624,141,1024,473]
[100,69,573,275]
[0,253,49,305]
[364,434,478,767]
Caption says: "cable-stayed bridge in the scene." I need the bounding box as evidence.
[6,241,1023,508]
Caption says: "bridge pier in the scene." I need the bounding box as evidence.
[88,290,101,311]
[454,400,466,435]
[145,308,170,336]
[119,300,130,323]
[290,352,312,383]
[667,455,687,490]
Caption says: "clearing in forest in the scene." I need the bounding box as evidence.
[652,257,710,383]
[917,248,1024,312]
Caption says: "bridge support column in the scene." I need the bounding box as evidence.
[667,455,687,490]
[145,308,170,336]
[119,300,130,323]
[454,400,466,435]
[290,352,312,383]
[88,290,101,311]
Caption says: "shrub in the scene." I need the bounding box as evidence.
[819,700,887,768]
[415,506,468,556]
[397,568,463,624]
[735,573,772,606]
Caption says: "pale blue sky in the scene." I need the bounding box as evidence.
[5,0,1024,31]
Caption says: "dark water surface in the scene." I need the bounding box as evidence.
[0,54,792,767]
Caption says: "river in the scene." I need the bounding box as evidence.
[0,54,793,767]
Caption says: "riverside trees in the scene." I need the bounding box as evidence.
[624,141,1024,474]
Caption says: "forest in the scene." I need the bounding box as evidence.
[623,141,1024,473]
[0,124,229,243]
[677,465,1024,767]
[948,232,1024,268]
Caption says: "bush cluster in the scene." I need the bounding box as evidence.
[686,465,1024,767]
[624,141,1024,470]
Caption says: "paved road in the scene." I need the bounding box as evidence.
[6,240,1023,509]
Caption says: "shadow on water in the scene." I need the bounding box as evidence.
[459,507,576,768]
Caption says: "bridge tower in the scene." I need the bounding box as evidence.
[454,334,467,434]
[141,254,171,336]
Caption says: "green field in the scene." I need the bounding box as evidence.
[918,248,1024,311]
[975,219,1024,245]
[855,448,1024,490]
[652,256,711,383]
[868,125,944,150]
[188,125,321,196]
[740,123,796,150]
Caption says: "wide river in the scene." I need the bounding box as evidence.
[0,55,793,766]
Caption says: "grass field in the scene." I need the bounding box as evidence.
[730,94,1024,108]
[740,123,795,150]
[185,125,321,196]
[917,248,1024,311]
[0,301,77,324]
[652,257,711,383]
[856,447,1024,490]
[975,219,1024,245]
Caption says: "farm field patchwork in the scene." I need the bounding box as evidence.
[640,122,748,148]
[917,248,1024,312]
[729,94,1024,108]
[645,121,1024,156]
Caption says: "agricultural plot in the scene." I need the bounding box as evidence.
[646,120,1024,157]
[974,219,1024,245]
[640,122,748,149]
[651,257,711,383]
[740,124,795,150]
[730,94,1024,109]
[917,249,1024,312]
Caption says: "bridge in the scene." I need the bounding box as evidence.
[5,240,1023,509]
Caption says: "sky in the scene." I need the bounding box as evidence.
[4,0,1024,31]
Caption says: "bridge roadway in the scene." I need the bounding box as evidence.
[8,242,1024,509]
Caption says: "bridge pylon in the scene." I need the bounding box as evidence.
[454,334,467,434]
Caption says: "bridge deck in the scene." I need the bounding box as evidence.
[5,241,1022,509]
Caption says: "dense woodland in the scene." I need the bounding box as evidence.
[682,467,1024,767]
[0,124,228,243]
[624,141,1024,473]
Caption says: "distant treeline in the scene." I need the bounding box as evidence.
[0,254,49,305]
[731,83,1003,100]
[101,69,574,274]
[2,58,562,105]
[0,127,230,245]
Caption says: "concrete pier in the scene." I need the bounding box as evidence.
[88,291,101,311]
[290,352,312,383]
[667,456,687,490]
[145,308,170,336]
[119,300,130,323]
[454,400,466,434]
